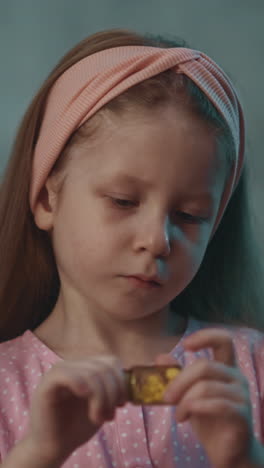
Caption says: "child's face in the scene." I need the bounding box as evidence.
[35,106,227,321]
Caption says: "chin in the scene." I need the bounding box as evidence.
[108,301,166,321]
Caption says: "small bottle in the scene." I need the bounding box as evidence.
[123,365,181,405]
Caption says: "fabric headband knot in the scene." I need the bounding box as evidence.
[30,45,245,236]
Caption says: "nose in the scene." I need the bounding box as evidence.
[134,215,173,258]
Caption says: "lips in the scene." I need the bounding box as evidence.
[132,274,162,285]
[125,276,160,289]
[134,277,159,285]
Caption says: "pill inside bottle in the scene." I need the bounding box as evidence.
[123,365,181,405]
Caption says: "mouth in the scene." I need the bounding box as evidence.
[125,276,161,288]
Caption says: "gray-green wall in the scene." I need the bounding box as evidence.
[1,0,263,232]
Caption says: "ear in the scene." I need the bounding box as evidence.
[33,177,58,231]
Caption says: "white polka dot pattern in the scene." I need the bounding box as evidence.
[0,317,263,467]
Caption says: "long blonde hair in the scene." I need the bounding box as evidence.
[1,28,263,342]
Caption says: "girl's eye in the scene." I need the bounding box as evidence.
[108,197,208,224]
[173,212,208,224]
[109,197,137,208]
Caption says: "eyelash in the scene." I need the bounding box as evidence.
[108,197,208,224]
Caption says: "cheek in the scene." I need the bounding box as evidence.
[52,203,115,278]
[190,227,210,264]
[170,229,210,288]
[174,247,201,282]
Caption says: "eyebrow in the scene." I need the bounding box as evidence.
[105,172,215,203]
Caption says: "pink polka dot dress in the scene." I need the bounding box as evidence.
[0,316,263,467]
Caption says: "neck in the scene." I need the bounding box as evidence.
[33,293,188,367]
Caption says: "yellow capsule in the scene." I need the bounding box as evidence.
[165,367,181,380]
[124,364,181,405]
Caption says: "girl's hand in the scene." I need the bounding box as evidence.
[155,329,257,468]
[25,355,128,463]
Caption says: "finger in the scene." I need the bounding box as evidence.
[59,356,127,404]
[175,381,246,421]
[55,365,107,424]
[83,365,127,424]
[88,356,129,405]
[99,369,124,420]
[83,361,127,422]
[183,328,236,367]
[107,363,130,406]
[87,374,109,425]
[41,365,95,404]
[179,398,245,422]
[163,358,237,403]
[155,354,180,366]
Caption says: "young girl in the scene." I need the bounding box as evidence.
[0,28,264,468]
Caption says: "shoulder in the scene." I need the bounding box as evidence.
[0,330,52,388]
[0,331,51,432]
[0,332,40,457]
[221,322,264,357]
[0,331,35,369]
[229,324,264,376]
[0,332,39,401]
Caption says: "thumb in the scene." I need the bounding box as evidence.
[155,353,179,366]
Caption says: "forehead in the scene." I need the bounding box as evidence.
[70,106,226,192]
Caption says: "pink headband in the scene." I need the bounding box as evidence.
[30,45,245,235]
